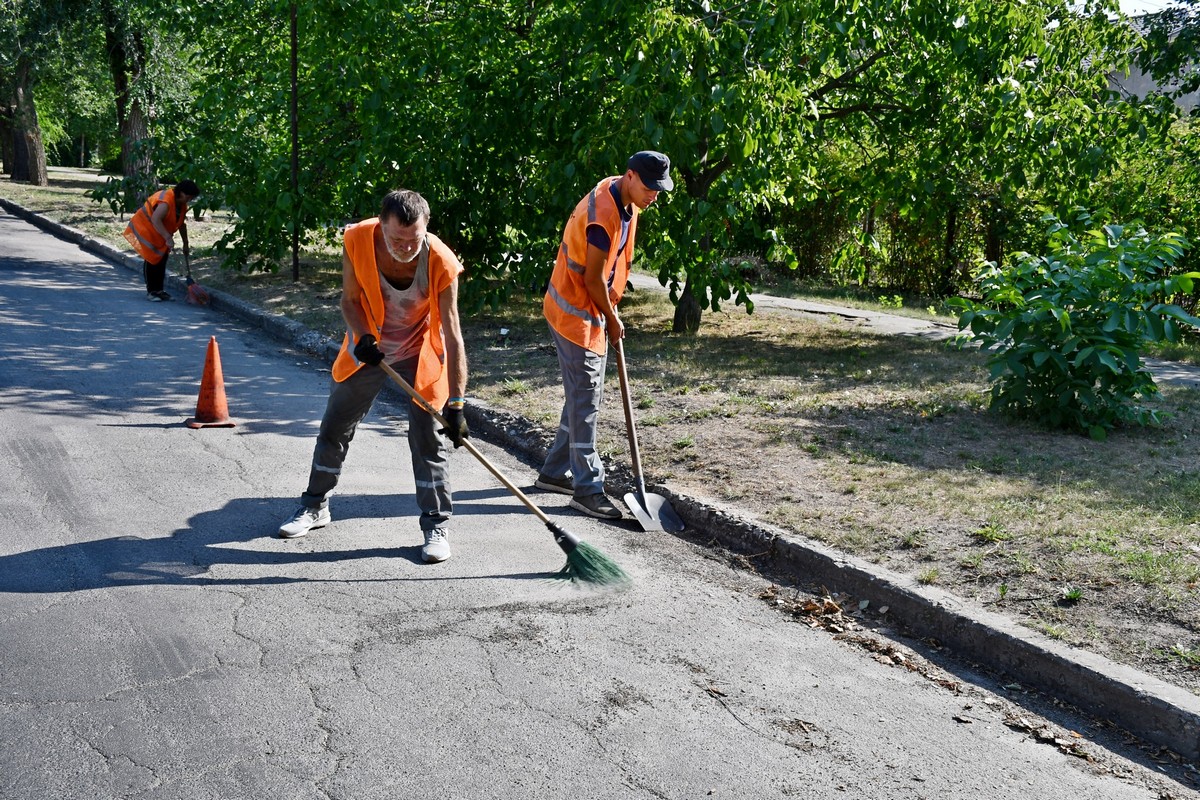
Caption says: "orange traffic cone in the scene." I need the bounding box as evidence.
[186,336,236,428]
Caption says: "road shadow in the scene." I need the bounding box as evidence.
[0,492,554,594]
[0,250,338,436]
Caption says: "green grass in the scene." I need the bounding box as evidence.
[973,523,1012,543]
[500,377,531,396]
[1059,586,1084,604]
[1036,622,1069,640]
[1145,337,1200,366]
[1167,644,1200,666]
[744,273,958,323]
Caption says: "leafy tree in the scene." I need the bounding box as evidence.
[88,0,207,210]
[80,0,1174,332]
[950,210,1200,440]
[33,16,118,168]
[0,0,69,184]
[174,0,573,280]
[778,0,1153,298]
[1092,118,1200,283]
[840,0,1150,294]
[1101,0,1200,296]
[97,0,153,185]
[176,0,395,268]
[530,0,1153,331]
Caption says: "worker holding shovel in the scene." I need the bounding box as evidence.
[538,151,674,521]
[122,179,199,302]
[277,189,470,563]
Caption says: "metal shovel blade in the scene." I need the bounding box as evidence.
[614,339,686,533]
[624,489,686,533]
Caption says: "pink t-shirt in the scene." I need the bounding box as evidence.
[377,241,431,362]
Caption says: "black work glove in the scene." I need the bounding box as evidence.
[440,406,470,448]
[353,333,385,366]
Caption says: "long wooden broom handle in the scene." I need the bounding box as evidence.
[614,339,649,498]
[377,361,553,526]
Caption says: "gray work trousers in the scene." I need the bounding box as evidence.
[299,354,453,532]
[542,326,607,497]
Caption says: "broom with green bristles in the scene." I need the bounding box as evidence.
[378,362,629,587]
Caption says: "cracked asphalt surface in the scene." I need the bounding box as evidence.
[1,211,1192,799]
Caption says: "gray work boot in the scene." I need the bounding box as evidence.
[422,528,451,563]
[278,505,331,539]
[534,473,573,495]
[569,493,623,520]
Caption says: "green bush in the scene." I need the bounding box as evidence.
[950,210,1200,440]
[86,173,161,216]
[85,139,161,215]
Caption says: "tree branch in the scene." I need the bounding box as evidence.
[809,50,886,103]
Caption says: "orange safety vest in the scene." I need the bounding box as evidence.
[331,218,463,408]
[123,188,188,264]
[543,176,639,354]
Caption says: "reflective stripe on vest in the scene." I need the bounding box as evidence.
[127,219,167,259]
[546,280,603,328]
[560,242,585,275]
[543,176,637,354]
[123,189,183,262]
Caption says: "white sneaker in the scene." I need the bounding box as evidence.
[278,505,331,539]
[422,529,451,563]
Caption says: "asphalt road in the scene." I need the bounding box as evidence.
[0,211,1188,799]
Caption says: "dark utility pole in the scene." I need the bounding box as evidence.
[290,2,300,281]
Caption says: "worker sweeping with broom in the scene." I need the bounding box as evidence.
[277,189,470,563]
[276,188,630,585]
[122,179,200,302]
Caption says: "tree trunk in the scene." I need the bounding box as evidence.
[0,103,14,176]
[940,203,959,296]
[11,58,48,186]
[985,200,1004,267]
[102,0,154,194]
[862,205,876,286]
[672,279,703,334]
[11,123,28,179]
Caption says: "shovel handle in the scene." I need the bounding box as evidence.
[376,361,554,526]
[614,339,649,500]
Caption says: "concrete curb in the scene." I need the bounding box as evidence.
[658,489,1200,761]
[4,195,1198,762]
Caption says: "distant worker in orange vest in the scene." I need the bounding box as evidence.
[122,179,200,302]
[537,151,674,520]
[278,189,470,564]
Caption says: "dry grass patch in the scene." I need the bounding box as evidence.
[466,287,1200,694]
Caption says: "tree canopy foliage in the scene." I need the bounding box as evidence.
[9,0,1199,329]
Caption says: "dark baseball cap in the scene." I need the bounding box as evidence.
[627,151,674,192]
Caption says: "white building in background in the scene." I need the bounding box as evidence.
[1110,12,1200,110]
[1111,61,1200,110]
